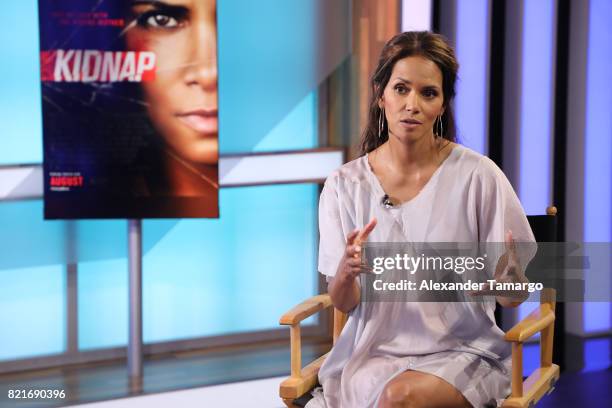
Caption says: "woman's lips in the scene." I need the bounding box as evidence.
[176,109,218,134]
[400,119,422,129]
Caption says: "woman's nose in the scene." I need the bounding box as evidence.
[404,91,420,113]
[184,22,217,91]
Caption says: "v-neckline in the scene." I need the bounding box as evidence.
[364,144,460,209]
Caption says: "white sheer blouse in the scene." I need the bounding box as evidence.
[309,144,535,408]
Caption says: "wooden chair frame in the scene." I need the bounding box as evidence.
[279,208,560,408]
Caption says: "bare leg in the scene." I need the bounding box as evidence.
[377,370,472,408]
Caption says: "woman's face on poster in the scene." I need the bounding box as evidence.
[125,0,218,165]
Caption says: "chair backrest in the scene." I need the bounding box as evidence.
[526,206,560,369]
[525,206,559,290]
[526,206,558,243]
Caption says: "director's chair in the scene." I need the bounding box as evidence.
[279,207,560,408]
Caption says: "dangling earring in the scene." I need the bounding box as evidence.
[378,107,385,139]
[434,114,444,138]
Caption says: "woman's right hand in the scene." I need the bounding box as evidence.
[329,218,377,313]
[336,218,378,283]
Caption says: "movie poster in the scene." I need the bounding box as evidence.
[39,0,219,219]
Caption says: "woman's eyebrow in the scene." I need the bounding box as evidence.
[131,0,169,5]
[395,77,412,84]
[394,78,440,89]
[130,0,189,12]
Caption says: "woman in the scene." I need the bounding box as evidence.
[123,0,218,200]
[308,32,534,408]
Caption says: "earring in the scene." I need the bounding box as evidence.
[378,107,385,139]
[434,114,444,138]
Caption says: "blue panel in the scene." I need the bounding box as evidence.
[0,0,42,165]
[584,303,611,333]
[78,258,129,350]
[517,0,556,323]
[518,0,555,214]
[78,184,318,347]
[252,92,317,152]
[522,343,539,377]
[0,201,176,271]
[74,219,177,263]
[218,0,349,153]
[0,265,65,361]
[0,200,69,358]
[142,184,318,342]
[584,0,612,242]
[583,0,612,333]
[0,200,65,271]
[583,337,611,372]
[518,302,540,341]
[454,0,489,154]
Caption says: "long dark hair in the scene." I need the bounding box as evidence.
[361,31,459,154]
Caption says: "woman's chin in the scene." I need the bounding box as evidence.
[167,139,219,166]
[184,151,218,166]
[390,130,432,145]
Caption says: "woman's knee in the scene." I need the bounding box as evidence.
[378,380,422,408]
[378,371,471,408]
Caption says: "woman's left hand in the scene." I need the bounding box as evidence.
[470,230,530,307]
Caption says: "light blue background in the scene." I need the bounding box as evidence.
[0,0,353,361]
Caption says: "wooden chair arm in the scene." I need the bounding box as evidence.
[278,293,336,403]
[504,303,555,342]
[279,294,338,406]
[279,294,333,325]
[502,365,560,408]
[503,288,558,406]
[279,352,328,399]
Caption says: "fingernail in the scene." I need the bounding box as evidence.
[355,246,361,252]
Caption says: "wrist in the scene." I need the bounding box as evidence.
[337,271,355,286]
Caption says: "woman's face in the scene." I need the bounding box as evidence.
[125,0,218,165]
[380,55,445,144]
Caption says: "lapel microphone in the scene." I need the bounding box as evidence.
[382,194,394,209]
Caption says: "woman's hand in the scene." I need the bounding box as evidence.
[329,218,377,313]
[471,230,530,307]
[336,218,378,283]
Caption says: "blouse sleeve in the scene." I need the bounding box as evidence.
[473,157,536,273]
[317,175,348,281]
